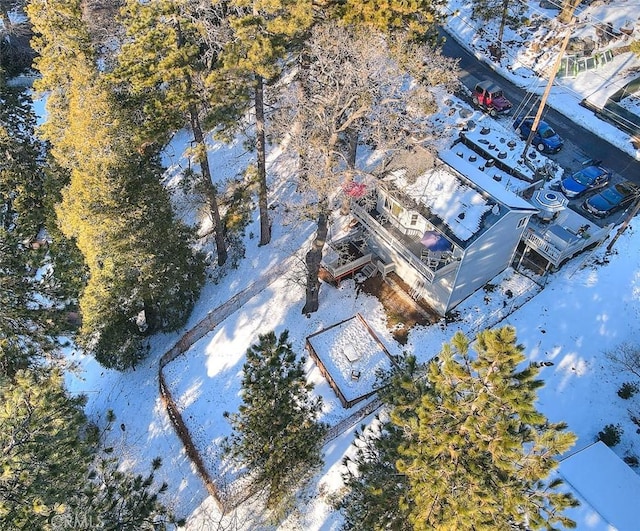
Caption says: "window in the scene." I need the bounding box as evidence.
[517,217,527,229]
[384,196,403,218]
[410,214,418,226]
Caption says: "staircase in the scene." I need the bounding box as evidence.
[360,262,378,279]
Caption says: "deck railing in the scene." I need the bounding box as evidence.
[351,202,436,283]
[323,253,373,281]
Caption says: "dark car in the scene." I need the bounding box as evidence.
[582,181,639,217]
[472,81,512,116]
[560,163,612,199]
[513,116,563,153]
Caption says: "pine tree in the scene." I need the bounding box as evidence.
[25,0,94,161]
[469,0,526,60]
[339,355,423,530]
[223,0,314,247]
[340,328,579,530]
[0,369,183,530]
[27,4,206,369]
[0,75,46,241]
[339,0,447,42]
[225,330,327,518]
[71,455,183,530]
[0,368,91,529]
[0,77,57,378]
[115,0,228,265]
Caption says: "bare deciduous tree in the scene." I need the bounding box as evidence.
[270,23,458,314]
[607,342,640,380]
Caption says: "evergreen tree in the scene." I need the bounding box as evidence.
[0,76,58,378]
[56,75,206,368]
[69,455,183,530]
[339,0,447,42]
[25,0,95,163]
[339,355,423,530]
[0,369,182,530]
[115,0,228,265]
[225,330,327,518]
[0,368,91,529]
[340,328,579,530]
[27,3,206,369]
[0,228,44,377]
[0,75,46,241]
[469,0,526,59]
[223,0,314,247]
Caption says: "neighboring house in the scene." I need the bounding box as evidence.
[556,441,640,530]
[323,148,538,316]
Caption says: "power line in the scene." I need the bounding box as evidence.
[446,7,640,133]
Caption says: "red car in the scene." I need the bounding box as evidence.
[472,81,513,116]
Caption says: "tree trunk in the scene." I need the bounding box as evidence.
[340,129,359,215]
[189,104,227,266]
[560,0,580,24]
[495,0,510,61]
[302,211,328,315]
[255,75,271,246]
[142,296,158,335]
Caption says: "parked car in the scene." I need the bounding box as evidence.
[582,180,639,217]
[472,81,512,116]
[560,162,612,198]
[513,116,563,153]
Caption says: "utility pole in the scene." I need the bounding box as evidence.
[522,19,575,163]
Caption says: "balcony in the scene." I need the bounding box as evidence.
[523,212,611,267]
[350,202,457,283]
[322,232,373,284]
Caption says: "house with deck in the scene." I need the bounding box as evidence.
[322,148,539,316]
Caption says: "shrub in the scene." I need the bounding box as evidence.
[597,424,623,447]
[624,455,639,467]
[617,382,639,399]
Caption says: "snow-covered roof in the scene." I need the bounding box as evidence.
[443,141,532,195]
[440,149,539,212]
[390,163,492,242]
[558,441,640,531]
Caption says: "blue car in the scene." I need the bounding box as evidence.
[582,181,639,217]
[560,164,612,199]
[513,116,563,153]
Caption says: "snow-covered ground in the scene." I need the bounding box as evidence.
[57,3,640,530]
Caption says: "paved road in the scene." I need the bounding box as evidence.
[439,28,640,184]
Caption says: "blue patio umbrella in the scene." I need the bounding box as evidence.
[420,230,452,252]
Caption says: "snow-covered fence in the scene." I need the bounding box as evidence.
[323,397,383,444]
[160,260,292,367]
[157,257,295,511]
[158,372,224,506]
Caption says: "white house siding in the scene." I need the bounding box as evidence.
[420,267,459,316]
[444,210,532,312]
